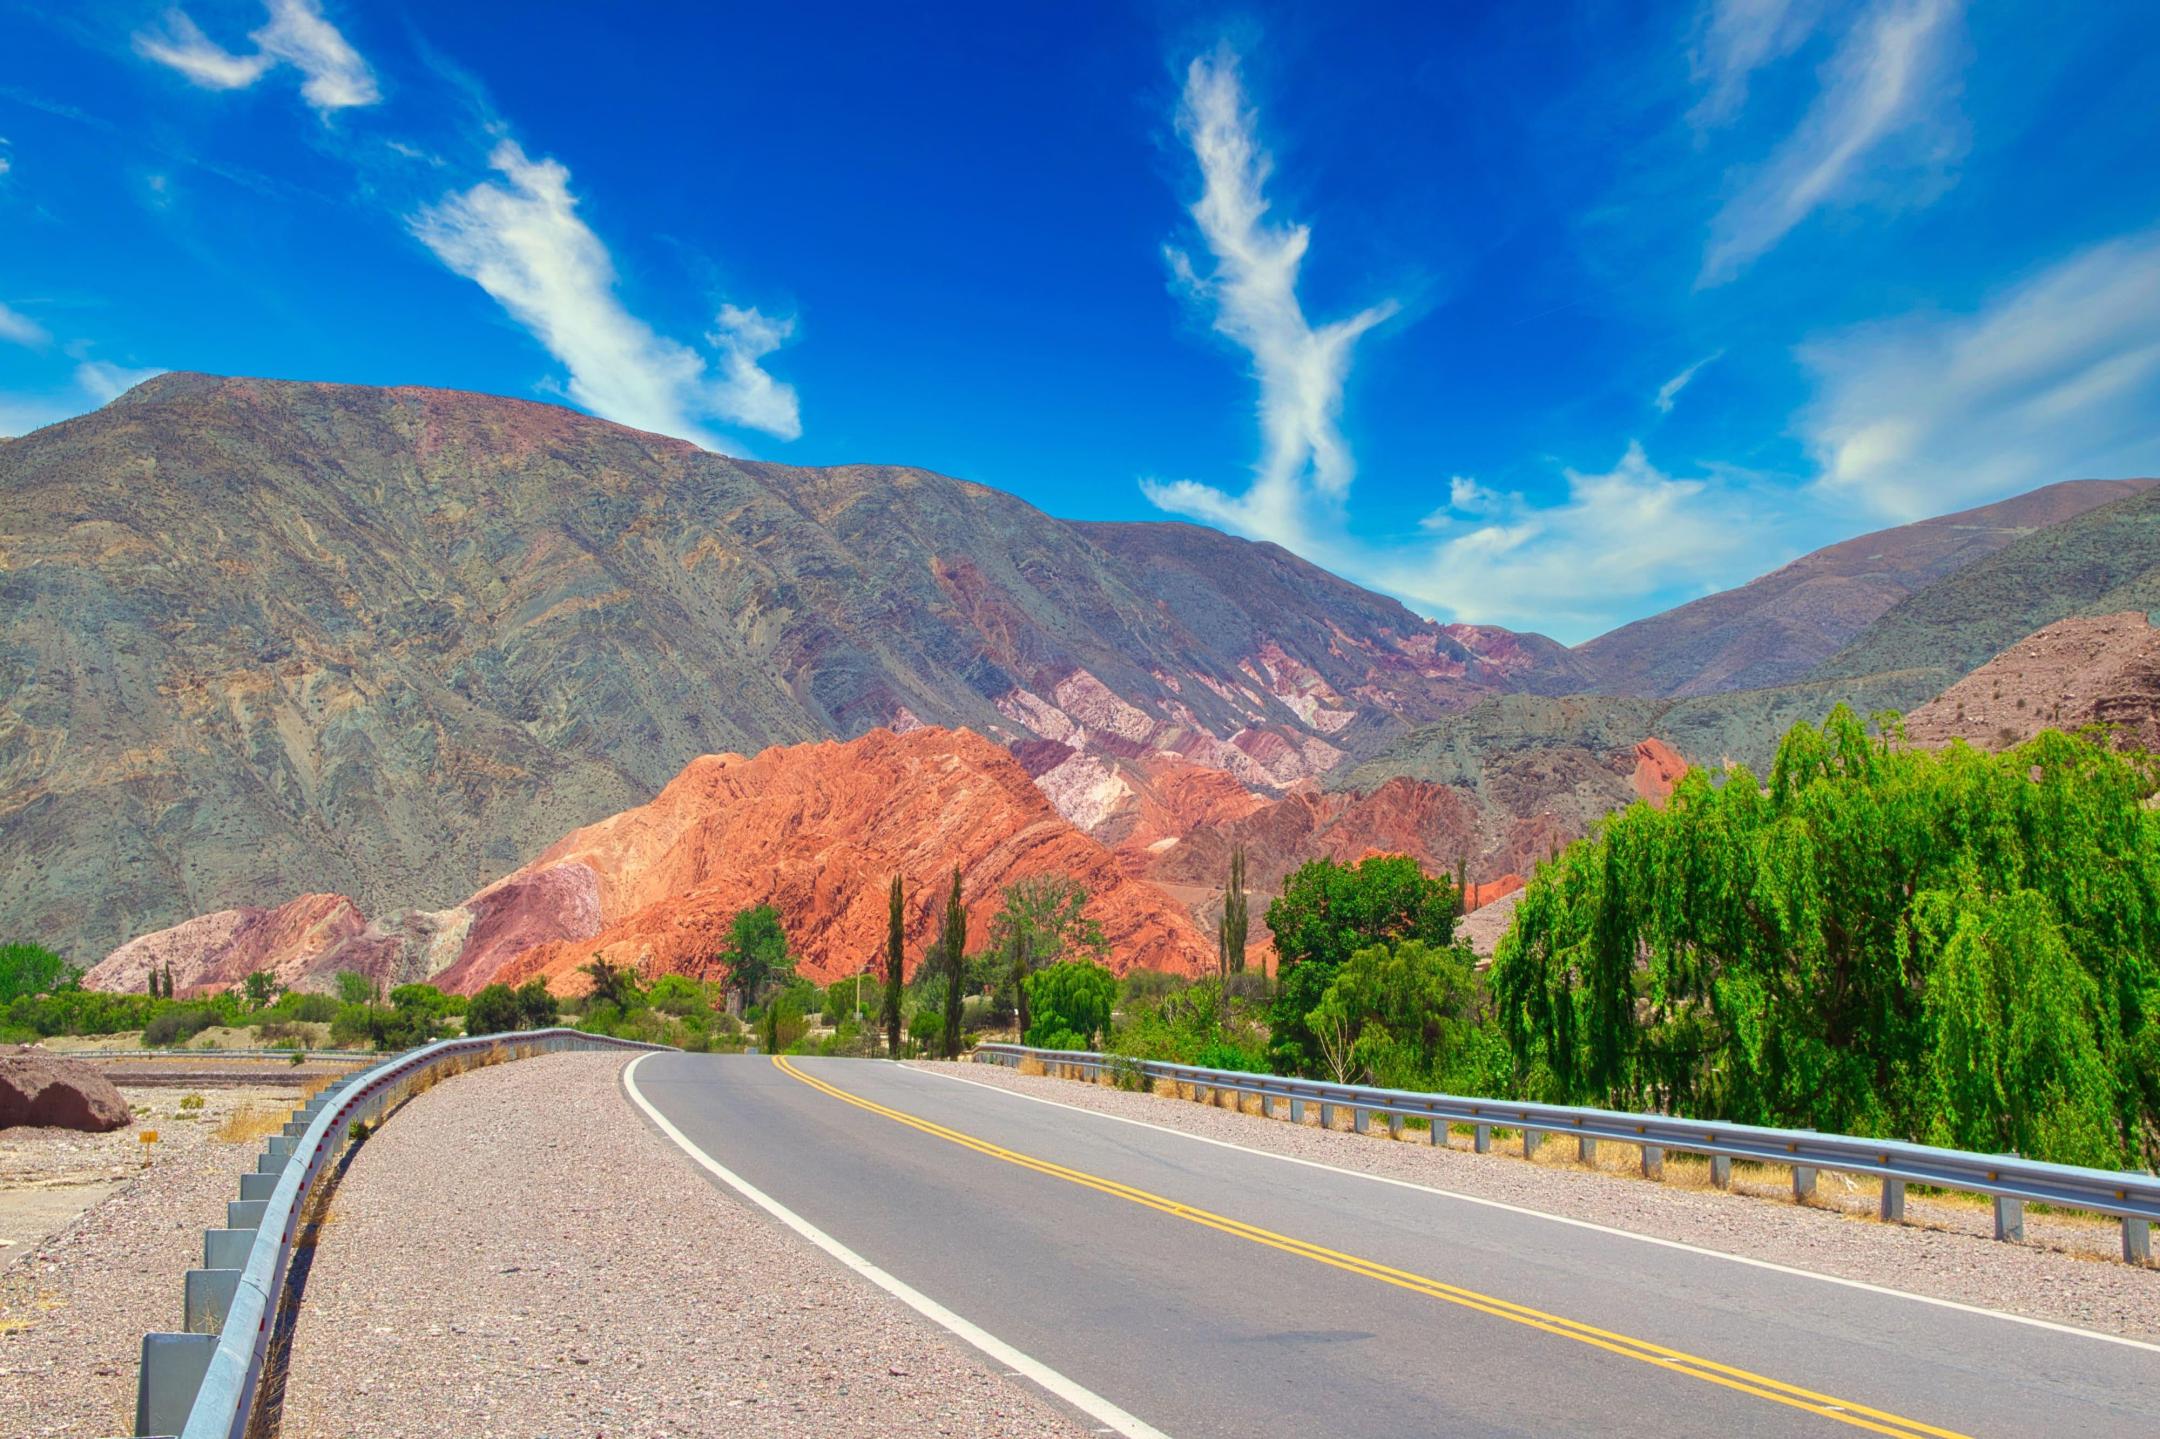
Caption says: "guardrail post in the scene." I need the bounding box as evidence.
[2125,1218,2152,1265]
[1260,1094,1274,1119]
[1640,1145,1663,1180]
[238,1172,278,1203]
[1993,1197,2024,1243]
[1792,1166,1817,1202]
[183,1268,241,1333]
[1577,1136,1596,1164]
[135,1332,216,1436]
[203,1229,252,1270]
[1319,1102,1336,1130]
[1352,1108,1369,1136]
[1290,1099,1306,1125]
[1709,1155,1732,1188]
[226,1199,267,1230]
[1474,1123,1491,1153]
[1879,1180,1906,1223]
[1387,1114,1405,1140]
[1430,1119,1447,1148]
[1522,1129,1542,1158]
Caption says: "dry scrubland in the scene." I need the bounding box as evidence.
[277,1051,1090,1439]
[918,1058,2160,1343]
[1,1082,305,1436]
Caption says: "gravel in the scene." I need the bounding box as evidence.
[1,1083,305,1437]
[911,1059,2160,1343]
[277,1052,1093,1439]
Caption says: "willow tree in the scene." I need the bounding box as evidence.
[1490,706,2160,1168]
[940,868,967,1059]
[883,874,905,1059]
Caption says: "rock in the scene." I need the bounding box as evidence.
[1904,612,2160,753]
[0,1048,132,1132]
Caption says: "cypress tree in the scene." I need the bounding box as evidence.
[1218,845,1248,1028]
[162,962,175,999]
[883,874,905,1058]
[941,868,967,1059]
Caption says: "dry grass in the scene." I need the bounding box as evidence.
[1016,1056,1046,1077]
[213,1103,286,1145]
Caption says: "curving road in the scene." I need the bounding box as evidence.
[625,1053,2160,1439]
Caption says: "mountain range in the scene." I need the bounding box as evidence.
[5,373,2153,991]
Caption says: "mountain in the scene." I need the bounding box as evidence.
[82,726,1215,995]
[1810,483,2160,684]
[1570,480,2156,697]
[1,373,1573,962]
[1903,612,2160,753]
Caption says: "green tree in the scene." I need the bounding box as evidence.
[1264,856,1459,1076]
[992,874,1104,1041]
[647,973,708,1017]
[513,977,560,1030]
[335,970,375,1006]
[940,869,967,1059]
[242,971,278,1010]
[580,958,639,1010]
[1491,707,2160,1167]
[722,906,795,1006]
[464,983,521,1037]
[0,943,73,1004]
[161,962,177,1000]
[1306,940,1479,1089]
[1217,846,1249,1029]
[884,874,905,1058]
[1024,959,1117,1050]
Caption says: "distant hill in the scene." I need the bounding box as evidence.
[1810,483,2160,683]
[0,373,1572,961]
[1903,612,2160,753]
[1569,480,2156,697]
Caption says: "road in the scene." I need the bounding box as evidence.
[625,1053,2160,1439]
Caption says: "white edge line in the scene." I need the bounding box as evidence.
[908,1061,2160,1357]
[620,1052,1175,1439]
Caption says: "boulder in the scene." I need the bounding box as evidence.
[0,1047,133,1132]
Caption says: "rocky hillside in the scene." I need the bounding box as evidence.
[3,374,1573,962]
[83,726,1215,995]
[1904,612,2160,752]
[1570,480,2154,697]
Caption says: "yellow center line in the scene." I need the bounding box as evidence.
[773,1055,1969,1439]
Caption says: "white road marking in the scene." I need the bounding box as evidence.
[909,1061,2160,1356]
[620,1053,1176,1439]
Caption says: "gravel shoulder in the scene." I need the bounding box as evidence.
[2,1084,304,1438]
[910,1059,2160,1344]
[277,1051,1093,1439]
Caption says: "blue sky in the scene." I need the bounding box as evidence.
[3,2,2158,642]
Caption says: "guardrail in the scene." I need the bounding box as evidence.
[134,1028,673,1438]
[76,1047,376,1061]
[973,1043,2159,1266]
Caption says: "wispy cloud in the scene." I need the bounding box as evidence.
[0,301,49,348]
[1654,351,1722,414]
[1700,0,1965,285]
[411,139,801,450]
[1689,0,1826,127]
[0,359,167,438]
[135,0,378,116]
[1141,46,1398,552]
[1801,226,2160,519]
[1379,443,1752,637]
[75,360,169,403]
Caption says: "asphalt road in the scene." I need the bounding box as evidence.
[626,1053,2160,1439]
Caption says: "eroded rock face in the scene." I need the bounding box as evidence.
[0,1048,131,1132]
[1904,612,2160,752]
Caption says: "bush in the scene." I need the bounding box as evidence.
[646,973,707,1017]
[514,978,560,1029]
[464,983,521,1037]
[265,990,339,1023]
[255,1020,312,1047]
[143,1006,220,1048]
[1023,960,1116,1050]
[0,942,75,1004]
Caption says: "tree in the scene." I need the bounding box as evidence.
[1491,707,2160,1168]
[1264,856,1459,1076]
[162,962,177,1000]
[1024,960,1117,1049]
[335,970,375,1006]
[464,983,521,1037]
[883,874,905,1058]
[147,965,163,999]
[581,958,639,1010]
[940,869,967,1059]
[722,906,795,1007]
[992,874,1104,1041]
[242,971,278,1010]
[647,973,707,1017]
[513,977,560,1029]
[0,943,74,1004]
[1306,940,1479,1090]
[1217,846,1248,1028]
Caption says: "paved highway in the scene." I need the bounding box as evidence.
[624,1053,2160,1438]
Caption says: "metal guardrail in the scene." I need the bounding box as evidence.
[973,1043,2160,1265]
[133,1028,673,1438]
[76,1047,376,1061]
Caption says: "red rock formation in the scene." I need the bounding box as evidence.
[1630,738,1688,806]
[1904,612,2160,752]
[87,894,379,997]
[1,1048,132,1132]
[486,727,1215,992]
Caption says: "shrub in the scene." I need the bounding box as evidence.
[266,990,339,1023]
[0,942,75,1004]
[464,983,521,1037]
[142,1006,220,1048]
[1022,960,1116,1049]
[255,1020,311,1047]
[646,973,707,1017]
[513,978,560,1029]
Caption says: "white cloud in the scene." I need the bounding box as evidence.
[1700,0,1964,285]
[135,1,377,116]
[75,361,169,403]
[1654,351,1722,414]
[411,139,800,449]
[1141,46,1398,552]
[1377,443,1752,638]
[1801,227,2160,520]
[0,301,49,348]
[1689,0,1826,127]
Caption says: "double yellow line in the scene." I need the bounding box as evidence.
[773,1055,1966,1439]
